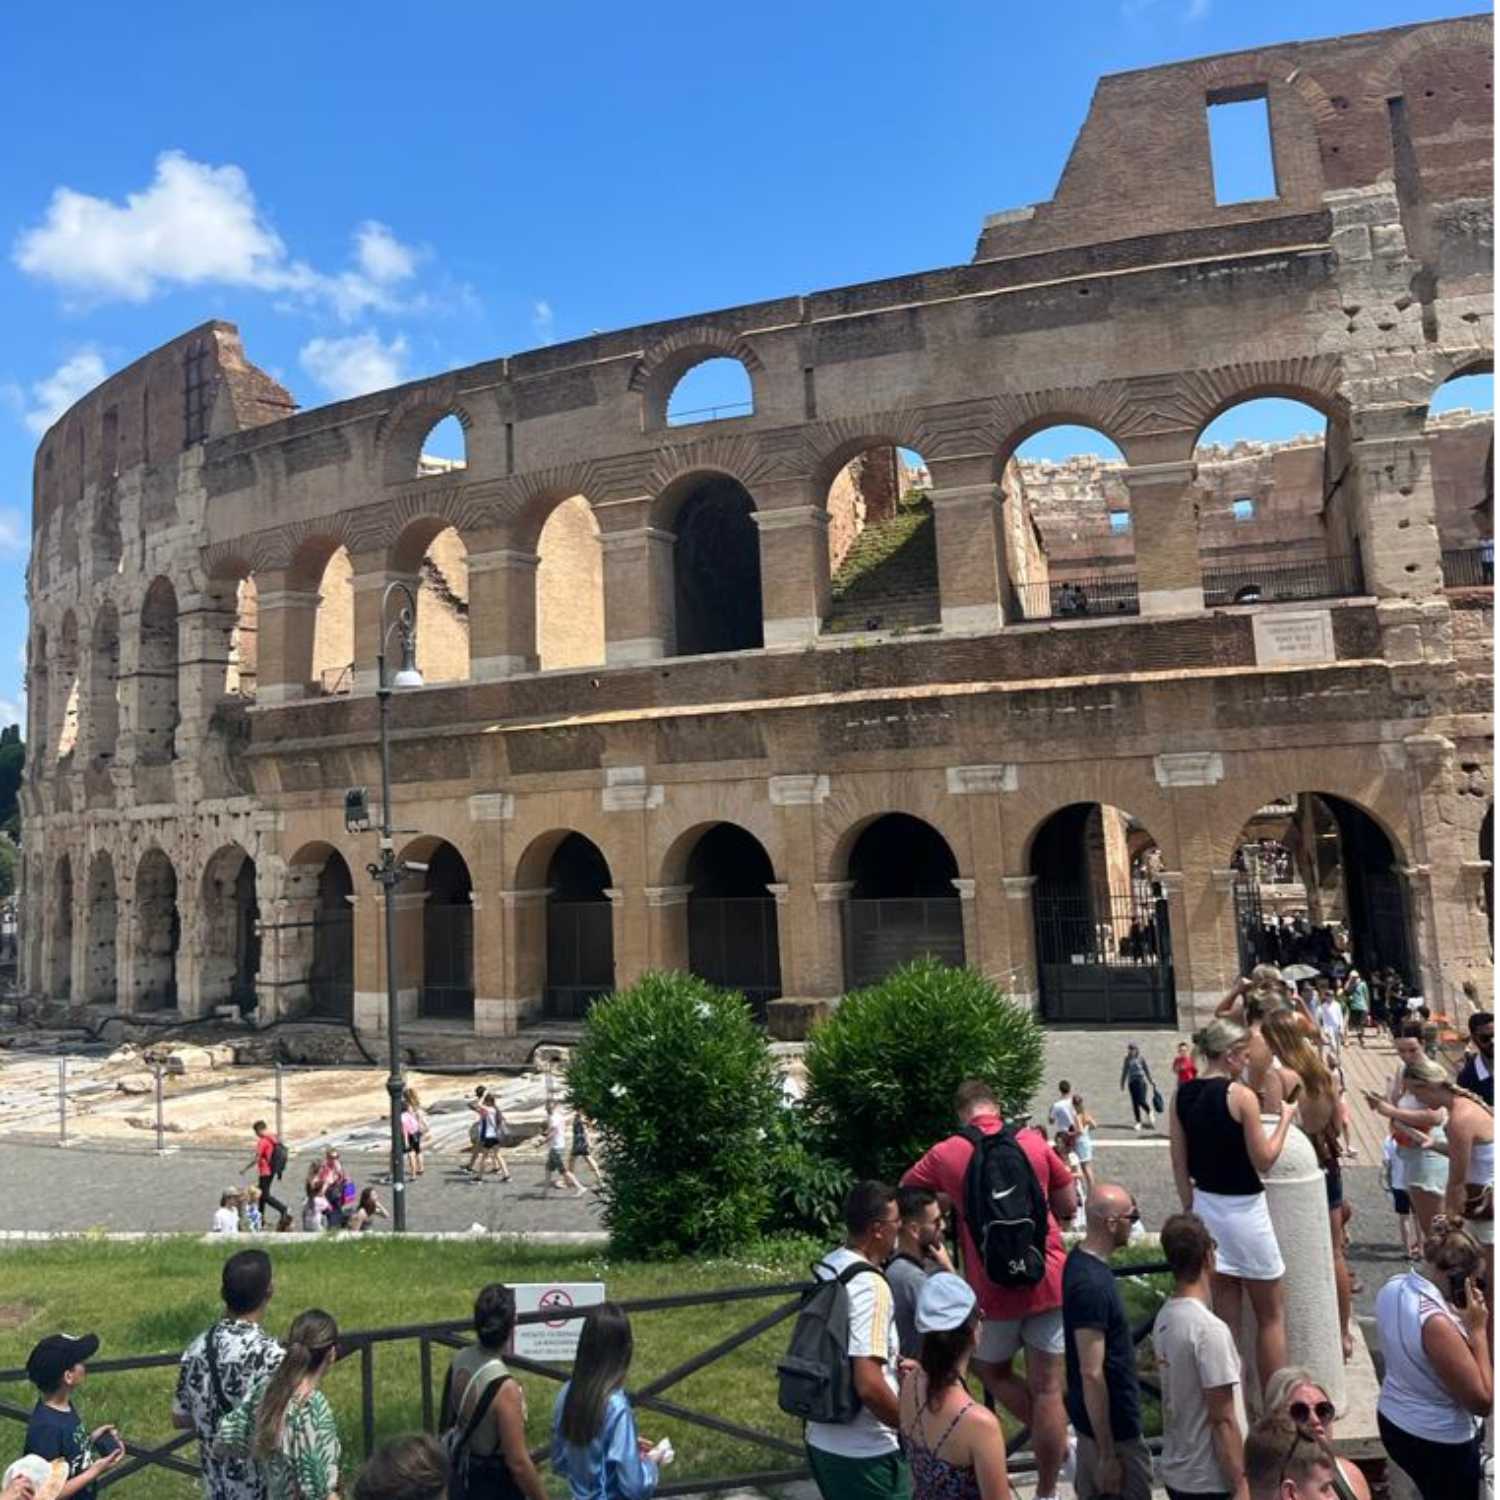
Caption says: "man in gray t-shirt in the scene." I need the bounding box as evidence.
[887,1187,952,1356]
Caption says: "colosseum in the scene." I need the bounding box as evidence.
[19,16,1494,1051]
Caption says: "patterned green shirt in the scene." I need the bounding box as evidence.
[215,1375,341,1500]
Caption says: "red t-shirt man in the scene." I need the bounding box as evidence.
[1171,1047,1198,1086]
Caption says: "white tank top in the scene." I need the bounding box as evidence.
[1467,1134,1494,1187]
[1375,1271,1480,1443]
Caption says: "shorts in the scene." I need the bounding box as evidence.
[1074,1134,1094,1164]
[571,1142,590,1158]
[1191,1188,1285,1280]
[406,1132,423,1153]
[1325,1163,1344,1212]
[1398,1145,1449,1196]
[805,1445,911,1500]
[976,1306,1064,1363]
[1392,1187,1413,1215]
[545,1148,565,1173]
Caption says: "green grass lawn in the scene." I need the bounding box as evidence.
[0,1238,1172,1496]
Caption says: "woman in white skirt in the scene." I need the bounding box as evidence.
[1169,1015,1297,1395]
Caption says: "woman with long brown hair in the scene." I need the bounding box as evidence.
[216,1309,341,1500]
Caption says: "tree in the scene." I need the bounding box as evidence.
[0,725,23,839]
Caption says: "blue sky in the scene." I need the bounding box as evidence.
[0,0,1489,727]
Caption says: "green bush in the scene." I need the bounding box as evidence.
[803,959,1045,1182]
[567,971,784,1257]
[762,1105,856,1240]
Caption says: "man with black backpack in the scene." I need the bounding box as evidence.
[779,1180,910,1499]
[901,1079,1077,1500]
[172,1250,283,1500]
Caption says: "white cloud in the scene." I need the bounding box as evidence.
[532,300,555,345]
[299,332,409,400]
[13,350,108,437]
[0,699,23,731]
[14,152,427,322]
[0,508,25,551]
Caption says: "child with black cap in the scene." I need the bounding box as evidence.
[23,1333,125,1498]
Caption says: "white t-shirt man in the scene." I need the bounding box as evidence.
[1317,998,1345,1054]
[212,1206,240,1235]
[1048,1095,1078,1137]
[1152,1294,1248,1496]
[804,1247,900,1460]
[547,1109,567,1154]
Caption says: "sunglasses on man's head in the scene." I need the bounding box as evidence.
[1288,1399,1335,1425]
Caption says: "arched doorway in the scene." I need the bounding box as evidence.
[843,814,965,989]
[134,848,179,1010]
[1030,804,1175,1023]
[544,834,615,1018]
[681,824,781,1017]
[307,851,355,1019]
[666,477,763,655]
[201,844,260,1014]
[420,842,474,1021]
[1229,794,1414,985]
[49,855,74,999]
[84,852,117,1005]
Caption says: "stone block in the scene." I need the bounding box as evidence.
[765,996,836,1041]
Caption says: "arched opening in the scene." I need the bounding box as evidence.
[536,496,605,669]
[201,844,260,1015]
[544,833,614,1018]
[311,545,354,695]
[225,576,258,698]
[49,855,73,999]
[138,577,180,764]
[681,823,781,1017]
[843,814,965,989]
[55,613,80,761]
[418,414,467,473]
[666,357,754,426]
[415,527,470,685]
[418,841,474,1022]
[133,847,179,1010]
[1193,396,1361,604]
[84,851,117,1006]
[305,849,355,1018]
[1228,793,1414,987]
[89,604,121,762]
[1030,803,1175,1024]
[1430,369,1494,585]
[824,445,939,634]
[29,631,49,766]
[1006,425,1136,619]
[665,476,762,655]
[91,476,122,580]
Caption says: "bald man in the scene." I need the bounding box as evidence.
[1062,1182,1152,1500]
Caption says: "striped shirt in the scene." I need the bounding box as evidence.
[805,1246,901,1459]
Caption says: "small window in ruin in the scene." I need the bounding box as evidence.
[1207,90,1278,205]
[1108,510,1131,534]
[184,340,213,446]
[1232,496,1256,522]
[666,358,754,426]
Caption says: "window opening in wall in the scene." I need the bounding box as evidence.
[1108,510,1131,533]
[1232,496,1256,522]
[1206,91,1278,205]
[666,358,753,426]
[184,340,213,446]
[418,414,466,473]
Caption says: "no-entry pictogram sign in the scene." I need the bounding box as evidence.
[512,1282,604,1360]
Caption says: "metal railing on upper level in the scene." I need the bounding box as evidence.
[1202,553,1364,607]
[1441,544,1494,588]
[1013,573,1140,621]
[665,401,754,426]
[320,663,355,696]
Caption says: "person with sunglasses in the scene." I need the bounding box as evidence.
[1242,1416,1338,1500]
[1261,1370,1369,1500]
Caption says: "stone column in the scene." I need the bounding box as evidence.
[467,543,540,680]
[256,860,321,1022]
[953,878,982,972]
[1123,461,1203,615]
[812,882,853,997]
[254,570,322,707]
[350,551,420,695]
[599,500,676,663]
[488,887,548,1037]
[1158,870,1197,1025]
[928,459,1007,633]
[1348,430,1445,601]
[175,888,203,1018]
[358,890,426,1034]
[644,885,692,971]
[353,885,384,1034]
[754,504,830,647]
[112,612,143,766]
[604,887,635,990]
[1003,876,1039,1012]
[175,587,238,754]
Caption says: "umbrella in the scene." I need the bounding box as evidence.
[1281,964,1320,982]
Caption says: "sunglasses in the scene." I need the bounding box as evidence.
[1288,1399,1335,1426]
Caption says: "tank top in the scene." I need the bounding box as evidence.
[1467,1134,1494,1186]
[1177,1077,1262,1196]
[905,1395,982,1500]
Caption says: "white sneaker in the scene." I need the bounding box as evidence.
[1133,1121,1143,1132]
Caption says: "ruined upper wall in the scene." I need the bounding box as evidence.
[974,16,1493,261]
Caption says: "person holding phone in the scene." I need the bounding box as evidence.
[1374,1220,1490,1500]
[22,1334,125,1500]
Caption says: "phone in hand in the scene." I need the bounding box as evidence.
[95,1431,121,1457]
[1285,1082,1303,1105]
[1449,1272,1470,1309]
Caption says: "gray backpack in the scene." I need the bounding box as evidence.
[776,1258,884,1425]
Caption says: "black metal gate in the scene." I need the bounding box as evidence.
[306,908,354,1019]
[421,902,474,1020]
[546,900,615,1019]
[687,897,781,1020]
[1362,871,1416,987]
[842,898,965,990]
[1033,886,1176,1024]
[1233,876,1268,975]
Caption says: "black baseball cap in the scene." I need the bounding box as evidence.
[26,1333,100,1390]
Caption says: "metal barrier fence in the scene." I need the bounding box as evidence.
[1201,553,1363,606]
[1441,544,1493,588]
[0,1264,1173,1495]
[1013,574,1141,620]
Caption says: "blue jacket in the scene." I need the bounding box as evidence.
[550,1384,659,1500]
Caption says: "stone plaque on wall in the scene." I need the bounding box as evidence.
[1252,610,1335,666]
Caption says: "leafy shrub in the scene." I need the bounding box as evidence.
[567,971,784,1257]
[762,1106,855,1241]
[803,959,1045,1182]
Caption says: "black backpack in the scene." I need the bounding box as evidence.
[268,1139,289,1179]
[776,1258,884,1424]
[960,1123,1049,1287]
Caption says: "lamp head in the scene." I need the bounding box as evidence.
[390,629,423,689]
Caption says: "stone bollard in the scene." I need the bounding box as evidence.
[1239,1116,1346,1414]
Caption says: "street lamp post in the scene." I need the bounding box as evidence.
[361,581,424,1231]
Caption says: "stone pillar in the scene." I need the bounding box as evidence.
[350,551,420,695]
[599,501,676,663]
[112,612,143,766]
[1399,864,1440,1005]
[644,885,692,971]
[754,505,830,647]
[1003,876,1039,1012]
[812,882,853,997]
[1157,870,1198,1026]
[256,861,321,1023]
[254,570,322,707]
[953,878,982,972]
[175,587,238,753]
[928,462,1007,633]
[488,888,548,1037]
[468,543,540,680]
[175,889,202,1018]
[353,885,384,1034]
[1123,461,1203,615]
[359,890,426,1034]
[113,889,137,1014]
[604,887,635,990]
[1348,430,1445,601]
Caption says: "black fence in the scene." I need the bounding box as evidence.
[545,900,615,1019]
[688,897,782,1021]
[1441,544,1493,588]
[1014,573,1140,621]
[843,897,965,990]
[1034,886,1175,1024]
[1202,553,1364,607]
[307,909,355,1019]
[420,902,474,1021]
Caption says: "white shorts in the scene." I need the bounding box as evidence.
[1192,1187,1285,1281]
[976,1307,1064,1363]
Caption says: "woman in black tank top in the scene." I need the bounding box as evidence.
[1169,1016,1297,1396]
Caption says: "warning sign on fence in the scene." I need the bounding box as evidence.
[511,1282,605,1362]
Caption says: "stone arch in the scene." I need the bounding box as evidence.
[285,536,355,696]
[1425,360,1493,556]
[89,602,121,761]
[284,841,355,1019]
[377,394,479,483]
[54,611,81,761]
[200,842,260,1014]
[49,853,74,999]
[1181,362,1348,450]
[389,517,470,685]
[84,849,117,1005]
[521,830,616,1019]
[137,576,179,765]
[630,327,765,430]
[1364,18,1495,101]
[91,479,122,580]
[133,845,179,1010]
[396,837,474,1022]
[534,495,605,670]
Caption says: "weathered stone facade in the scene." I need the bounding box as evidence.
[21,18,1494,1042]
